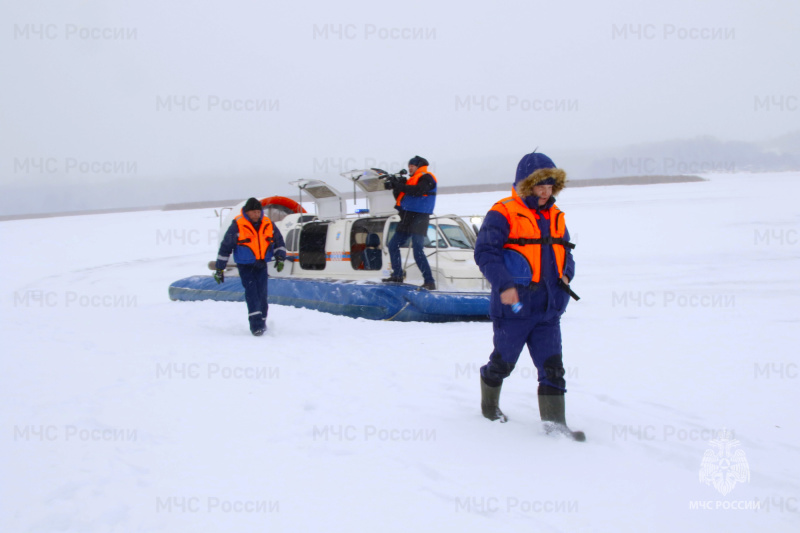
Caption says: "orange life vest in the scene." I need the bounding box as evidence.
[490,189,572,283]
[235,214,274,260]
[395,166,438,208]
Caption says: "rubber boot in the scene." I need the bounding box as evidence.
[538,386,585,441]
[480,377,508,423]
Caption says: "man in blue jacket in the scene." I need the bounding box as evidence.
[214,197,287,336]
[474,152,584,441]
[382,155,438,290]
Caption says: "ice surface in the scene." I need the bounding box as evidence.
[1,173,799,532]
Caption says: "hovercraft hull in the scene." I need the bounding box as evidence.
[168,275,490,322]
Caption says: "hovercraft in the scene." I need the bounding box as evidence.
[168,169,490,322]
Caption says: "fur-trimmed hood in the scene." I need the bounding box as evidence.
[515,167,567,197]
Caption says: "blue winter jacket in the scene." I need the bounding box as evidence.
[474,195,575,319]
[215,208,287,269]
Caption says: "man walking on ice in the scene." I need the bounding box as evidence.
[474,151,584,441]
[214,197,287,336]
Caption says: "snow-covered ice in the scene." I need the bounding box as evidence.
[1,173,799,532]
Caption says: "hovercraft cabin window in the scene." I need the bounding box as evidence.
[285,229,300,252]
[299,223,328,270]
[387,222,447,248]
[350,218,386,270]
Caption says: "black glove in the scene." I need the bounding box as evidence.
[214,269,224,284]
[275,260,284,272]
[383,177,396,190]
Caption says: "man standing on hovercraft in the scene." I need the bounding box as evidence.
[382,155,437,290]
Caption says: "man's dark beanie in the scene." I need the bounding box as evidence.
[409,155,429,167]
[243,197,262,212]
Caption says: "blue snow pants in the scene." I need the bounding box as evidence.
[480,311,566,392]
[388,231,434,283]
[238,263,268,332]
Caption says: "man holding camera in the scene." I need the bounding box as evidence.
[382,155,437,290]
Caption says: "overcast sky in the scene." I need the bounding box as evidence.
[1,0,798,214]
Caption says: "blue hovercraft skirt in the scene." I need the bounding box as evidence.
[168,275,490,322]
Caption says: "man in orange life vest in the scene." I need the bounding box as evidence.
[474,152,584,441]
[382,155,437,290]
[214,197,287,336]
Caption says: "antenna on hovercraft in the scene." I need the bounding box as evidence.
[296,182,305,215]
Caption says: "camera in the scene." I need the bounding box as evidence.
[381,168,407,190]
